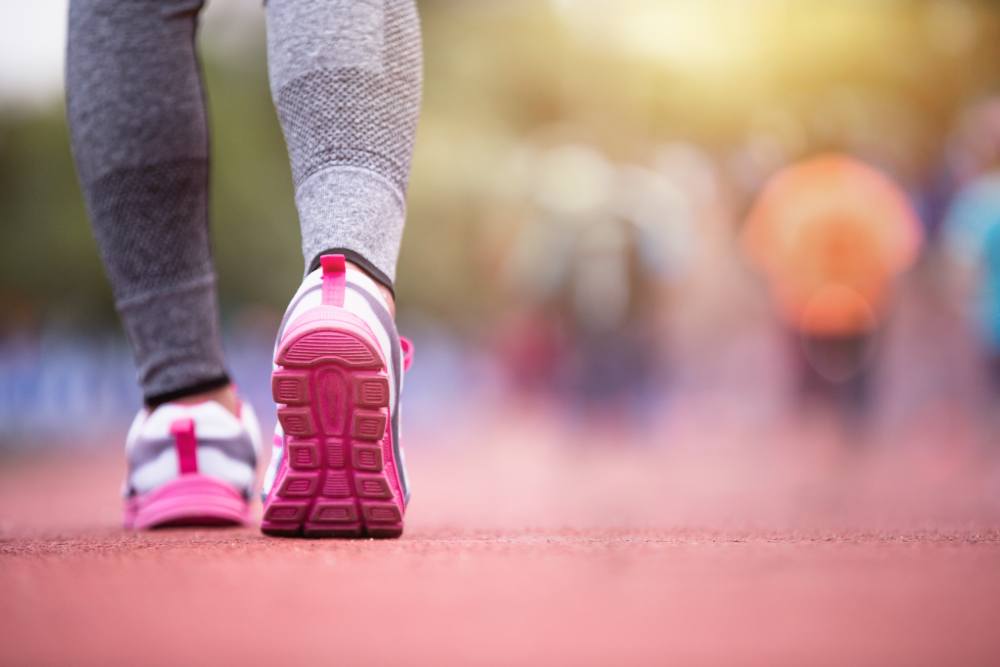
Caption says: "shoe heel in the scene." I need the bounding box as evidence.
[124,474,248,530]
[263,319,404,539]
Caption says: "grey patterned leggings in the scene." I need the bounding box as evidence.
[66,0,421,405]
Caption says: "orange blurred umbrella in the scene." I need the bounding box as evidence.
[742,154,923,335]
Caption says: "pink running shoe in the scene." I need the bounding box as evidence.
[123,399,261,529]
[261,254,412,538]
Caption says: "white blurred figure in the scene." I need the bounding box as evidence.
[500,143,697,425]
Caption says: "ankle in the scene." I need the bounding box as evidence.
[346,260,396,317]
[170,383,241,418]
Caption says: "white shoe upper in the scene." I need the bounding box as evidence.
[124,400,261,498]
[262,265,410,501]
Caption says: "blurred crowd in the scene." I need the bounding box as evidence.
[488,95,1000,433]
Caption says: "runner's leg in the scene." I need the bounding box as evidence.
[265,0,422,289]
[66,0,229,407]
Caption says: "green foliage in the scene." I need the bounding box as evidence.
[0,106,110,330]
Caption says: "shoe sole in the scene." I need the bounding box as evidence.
[124,474,248,530]
[262,311,405,538]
